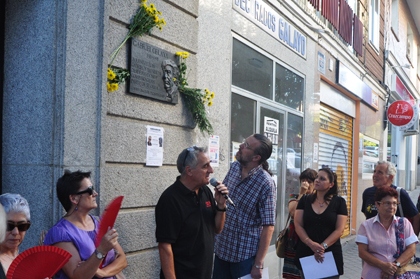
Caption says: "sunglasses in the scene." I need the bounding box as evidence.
[7,222,31,232]
[76,185,95,196]
[182,146,197,167]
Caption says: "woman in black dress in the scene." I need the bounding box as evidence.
[294,167,348,278]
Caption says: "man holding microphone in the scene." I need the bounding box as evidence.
[213,134,276,279]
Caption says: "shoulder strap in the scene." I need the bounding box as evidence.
[397,187,404,217]
[283,214,291,230]
[394,217,405,259]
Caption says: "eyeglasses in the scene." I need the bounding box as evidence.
[377,201,399,207]
[7,222,31,232]
[241,139,254,150]
[182,146,197,167]
[76,185,95,196]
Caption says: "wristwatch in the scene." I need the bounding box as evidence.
[254,265,264,269]
[395,261,401,268]
[322,242,328,249]
[95,249,105,260]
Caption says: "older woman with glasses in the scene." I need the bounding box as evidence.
[44,170,127,279]
[0,193,31,275]
[356,187,417,279]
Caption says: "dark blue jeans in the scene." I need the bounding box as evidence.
[212,255,255,279]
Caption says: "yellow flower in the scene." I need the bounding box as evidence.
[205,89,210,94]
[107,68,116,80]
[110,83,119,92]
[208,101,213,106]
[210,92,215,99]
[176,51,189,59]
[150,3,155,9]
[154,15,159,23]
[159,18,166,26]
[141,0,147,3]
[107,82,112,91]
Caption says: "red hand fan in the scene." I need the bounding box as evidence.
[6,245,71,279]
[95,196,124,247]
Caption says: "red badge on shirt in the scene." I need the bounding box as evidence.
[205,201,211,208]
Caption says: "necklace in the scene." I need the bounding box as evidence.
[317,198,325,207]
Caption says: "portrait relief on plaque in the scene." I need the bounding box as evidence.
[161,59,179,102]
[129,39,179,104]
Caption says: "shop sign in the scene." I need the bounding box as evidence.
[390,74,416,105]
[336,61,378,110]
[233,0,307,59]
[387,100,414,127]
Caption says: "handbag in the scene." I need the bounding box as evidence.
[276,214,291,258]
[394,217,420,279]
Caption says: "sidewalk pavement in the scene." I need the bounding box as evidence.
[340,186,420,278]
[341,235,361,279]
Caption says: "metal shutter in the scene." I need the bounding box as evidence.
[319,104,353,237]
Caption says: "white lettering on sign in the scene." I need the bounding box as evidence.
[232,0,307,58]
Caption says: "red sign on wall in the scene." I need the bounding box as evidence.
[387,100,414,126]
[390,74,416,105]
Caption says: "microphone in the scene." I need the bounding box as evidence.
[210,178,235,207]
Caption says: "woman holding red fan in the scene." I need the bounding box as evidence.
[44,170,127,279]
[0,193,31,276]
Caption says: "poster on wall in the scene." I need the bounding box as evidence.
[361,134,379,179]
[209,135,220,167]
[263,116,279,144]
[146,125,164,166]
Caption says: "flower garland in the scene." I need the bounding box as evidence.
[176,51,215,135]
[107,0,165,92]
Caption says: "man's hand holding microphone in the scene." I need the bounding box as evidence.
[210,178,235,208]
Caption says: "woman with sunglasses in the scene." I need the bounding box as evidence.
[44,170,127,279]
[0,193,31,275]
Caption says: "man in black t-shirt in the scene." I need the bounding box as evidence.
[155,146,228,279]
[361,160,419,235]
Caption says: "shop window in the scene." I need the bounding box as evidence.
[232,39,273,99]
[231,93,256,144]
[391,0,399,39]
[231,36,305,247]
[275,63,304,111]
[368,0,380,51]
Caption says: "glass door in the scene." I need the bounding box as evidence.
[259,106,285,246]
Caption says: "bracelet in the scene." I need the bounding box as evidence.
[216,206,227,212]
[254,265,264,269]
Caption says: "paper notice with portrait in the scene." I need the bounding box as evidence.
[146,125,164,166]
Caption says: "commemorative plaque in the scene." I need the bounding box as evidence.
[130,39,179,104]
